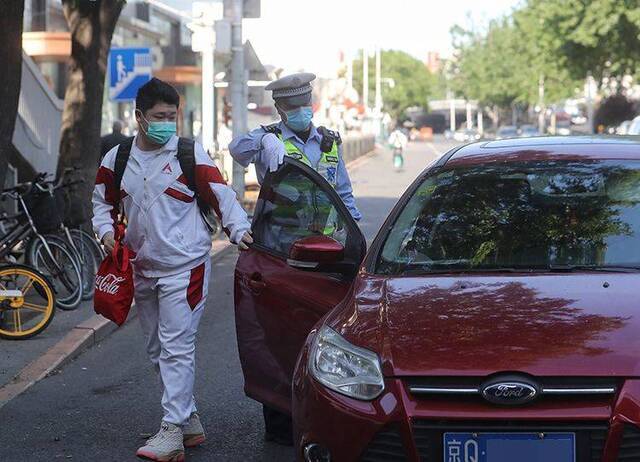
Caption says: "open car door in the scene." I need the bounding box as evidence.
[234,158,366,414]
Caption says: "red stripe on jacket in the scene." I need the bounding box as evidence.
[187,262,205,310]
[194,165,231,237]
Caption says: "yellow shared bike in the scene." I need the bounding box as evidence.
[0,264,56,340]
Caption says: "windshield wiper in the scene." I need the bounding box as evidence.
[546,264,640,273]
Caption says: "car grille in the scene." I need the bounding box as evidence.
[617,424,640,461]
[360,426,408,461]
[412,420,608,462]
[405,376,619,402]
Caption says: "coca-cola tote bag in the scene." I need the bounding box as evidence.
[94,230,134,326]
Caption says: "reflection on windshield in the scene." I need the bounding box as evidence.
[378,160,640,274]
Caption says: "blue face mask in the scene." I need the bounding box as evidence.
[139,112,176,145]
[284,106,313,132]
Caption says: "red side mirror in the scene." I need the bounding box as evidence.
[288,235,345,269]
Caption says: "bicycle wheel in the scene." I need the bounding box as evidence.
[70,229,105,300]
[0,265,56,340]
[26,237,82,310]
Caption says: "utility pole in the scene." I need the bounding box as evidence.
[538,75,545,134]
[190,2,221,155]
[229,0,245,199]
[362,49,369,113]
[477,109,483,137]
[346,50,353,90]
[374,47,382,113]
[466,102,472,130]
[448,91,456,132]
[586,72,595,134]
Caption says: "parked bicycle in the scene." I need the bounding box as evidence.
[0,263,56,340]
[25,169,104,301]
[0,176,83,310]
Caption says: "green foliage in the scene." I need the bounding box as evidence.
[451,13,578,110]
[527,0,640,80]
[449,0,640,111]
[352,50,435,118]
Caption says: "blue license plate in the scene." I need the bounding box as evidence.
[443,432,575,462]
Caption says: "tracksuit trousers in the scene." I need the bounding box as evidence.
[134,259,210,427]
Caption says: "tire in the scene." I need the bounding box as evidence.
[26,236,83,310]
[0,264,56,340]
[69,230,103,300]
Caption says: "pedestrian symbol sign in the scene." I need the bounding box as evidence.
[108,47,152,102]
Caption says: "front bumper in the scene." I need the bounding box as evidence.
[292,344,640,462]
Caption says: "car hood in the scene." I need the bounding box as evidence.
[330,273,640,377]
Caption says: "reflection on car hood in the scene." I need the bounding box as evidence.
[330,273,639,377]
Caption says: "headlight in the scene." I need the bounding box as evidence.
[308,326,384,400]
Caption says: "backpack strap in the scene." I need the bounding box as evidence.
[317,126,342,153]
[113,137,134,214]
[176,137,214,231]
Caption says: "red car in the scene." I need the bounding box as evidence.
[235,136,640,462]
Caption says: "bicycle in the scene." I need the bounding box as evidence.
[25,170,104,301]
[1,177,83,310]
[0,264,56,339]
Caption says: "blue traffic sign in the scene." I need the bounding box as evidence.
[108,47,152,102]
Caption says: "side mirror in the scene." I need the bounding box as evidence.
[287,235,345,269]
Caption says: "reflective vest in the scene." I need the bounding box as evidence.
[262,126,342,237]
[277,134,340,188]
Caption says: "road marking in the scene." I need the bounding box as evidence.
[426,141,445,158]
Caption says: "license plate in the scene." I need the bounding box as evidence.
[443,432,575,462]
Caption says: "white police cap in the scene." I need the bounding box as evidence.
[265,72,316,99]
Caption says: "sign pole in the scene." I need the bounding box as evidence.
[230,0,246,200]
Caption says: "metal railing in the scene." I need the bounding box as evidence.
[341,134,376,163]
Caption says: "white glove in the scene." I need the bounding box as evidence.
[261,133,286,172]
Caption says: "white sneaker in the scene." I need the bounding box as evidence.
[136,422,185,462]
[182,412,206,447]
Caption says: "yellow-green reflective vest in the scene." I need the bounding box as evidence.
[275,134,341,236]
[277,134,339,188]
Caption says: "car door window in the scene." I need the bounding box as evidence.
[252,160,353,257]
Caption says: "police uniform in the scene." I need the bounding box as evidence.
[228,73,361,221]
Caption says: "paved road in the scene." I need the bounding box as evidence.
[0,137,455,461]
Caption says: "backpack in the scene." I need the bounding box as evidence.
[113,137,215,232]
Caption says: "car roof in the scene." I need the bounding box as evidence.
[446,136,640,167]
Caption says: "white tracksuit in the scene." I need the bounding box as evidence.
[92,135,250,426]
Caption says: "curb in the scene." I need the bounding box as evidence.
[0,240,235,408]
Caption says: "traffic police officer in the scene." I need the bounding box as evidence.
[229,72,362,221]
[229,73,361,445]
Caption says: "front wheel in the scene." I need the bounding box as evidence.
[26,237,83,310]
[0,265,56,340]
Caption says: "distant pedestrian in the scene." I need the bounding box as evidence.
[93,77,253,461]
[100,120,128,162]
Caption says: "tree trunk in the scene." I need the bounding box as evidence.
[0,0,25,189]
[58,0,124,224]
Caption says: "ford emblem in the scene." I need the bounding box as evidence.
[481,379,538,405]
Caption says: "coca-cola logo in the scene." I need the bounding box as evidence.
[95,273,126,295]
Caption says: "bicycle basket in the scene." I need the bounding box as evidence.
[23,189,63,234]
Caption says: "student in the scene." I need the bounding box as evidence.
[93,77,252,462]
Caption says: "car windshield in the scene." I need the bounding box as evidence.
[376,160,640,274]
